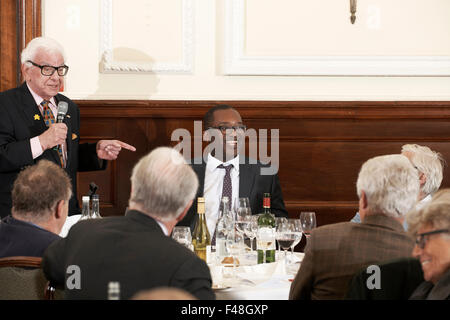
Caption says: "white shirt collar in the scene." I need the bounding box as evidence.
[206,153,240,173]
[155,220,169,236]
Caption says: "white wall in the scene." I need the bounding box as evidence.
[42,0,450,100]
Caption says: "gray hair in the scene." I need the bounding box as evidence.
[129,147,199,222]
[356,154,420,219]
[21,37,66,65]
[407,188,450,237]
[401,144,445,196]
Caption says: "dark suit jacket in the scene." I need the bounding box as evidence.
[42,210,215,300]
[0,215,61,258]
[0,83,105,218]
[289,214,415,300]
[346,257,424,300]
[177,157,288,231]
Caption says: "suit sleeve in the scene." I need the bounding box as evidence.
[42,237,68,288]
[0,99,34,172]
[171,254,215,300]
[289,233,315,300]
[270,173,288,218]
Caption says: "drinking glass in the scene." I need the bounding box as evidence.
[243,216,258,251]
[234,197,252,236]
[274,217,287,253]
[277,224,297,261]
[226,227,244,283]
[300,212,316,241]
[288,219,303,256]
[171,226,193,251]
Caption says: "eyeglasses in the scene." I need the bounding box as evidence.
[415,229,449,249]
[27,60,69,76]
[208,125,247,133]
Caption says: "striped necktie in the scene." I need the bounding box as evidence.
[41,100,65,168]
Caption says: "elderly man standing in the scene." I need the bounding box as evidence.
[351,144,445,226]
[43,147,215,300]
[289,154,419,300]
[0,37,135,218]
[0,160,71,258]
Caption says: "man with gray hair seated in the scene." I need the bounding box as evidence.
[42,147,215,300]
[351,144,445,227]
[289,154,419,300]
[0,159,71,258]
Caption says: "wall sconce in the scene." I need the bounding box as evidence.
[350,0,357,24]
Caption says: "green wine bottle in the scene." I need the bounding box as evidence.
[257,193,276,263]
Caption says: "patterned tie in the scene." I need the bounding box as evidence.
[212,164,234,246]
[41,100,65,168]
[218,164,233,207]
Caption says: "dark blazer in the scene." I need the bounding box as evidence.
[289,214,415,300]
[346,257,424,300]
[0,83,105,218]
[42,210,215,300]
[178,157,288,231]
[0,215,61,258]
[409,269,450,300]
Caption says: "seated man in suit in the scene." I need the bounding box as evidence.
[351,144,445,228]
[177,104,288,235]
[0,159,71,258]
[42,147,215,300]
[289,154,419,300]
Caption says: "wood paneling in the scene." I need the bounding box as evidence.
[0,0,41,91]
[75,100,450,227]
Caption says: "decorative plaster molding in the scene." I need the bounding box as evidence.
[100,0,194,74]
[224,0,450,76]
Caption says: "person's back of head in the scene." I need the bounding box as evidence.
[12,159,72,233]
[401,144,445,197]
[357,154,420,219]
[128,147,199,222]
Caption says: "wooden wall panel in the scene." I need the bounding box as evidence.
[75,100,450,227]
[0,0,41,91]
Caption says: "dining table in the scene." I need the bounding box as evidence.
[209,251,304,300]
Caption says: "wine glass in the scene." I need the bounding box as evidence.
[288,219,303,256]
[300,212,316,241]
[274,217,287,253]
[277,223,297,261]
[243,216,258,251]
[171,226,193,251]
[234,197,251,236]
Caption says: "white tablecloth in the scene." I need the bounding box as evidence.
[210,252,304,300]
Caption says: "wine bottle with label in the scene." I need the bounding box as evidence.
[192,197,211,262]
[257,193,276,263]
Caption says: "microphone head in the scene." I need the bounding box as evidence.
[57,101,69,116]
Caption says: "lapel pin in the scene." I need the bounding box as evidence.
[34,114,40,121]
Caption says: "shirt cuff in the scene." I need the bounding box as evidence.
[30,136,44,159]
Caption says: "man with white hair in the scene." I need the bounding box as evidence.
[289,154,419,300]
[351,144,445,227]
[42,147,215,300]
[0,36,135,218]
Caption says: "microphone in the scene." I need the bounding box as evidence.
[56,101,68,123]
[53,101,69,153]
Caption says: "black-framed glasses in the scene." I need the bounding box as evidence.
[27,60,69,76]
[415,229,449,249]
[208,125,247,134]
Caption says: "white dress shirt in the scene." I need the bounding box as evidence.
[204,153,240,236]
